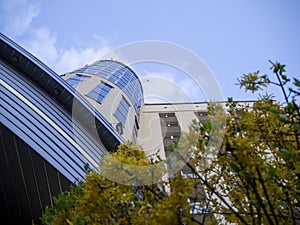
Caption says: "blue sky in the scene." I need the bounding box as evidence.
[1,0,299,103]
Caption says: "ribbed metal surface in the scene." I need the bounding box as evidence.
[0,32,126,224]
[0,123,71,224]
[1,60,107,180]
[0,33,124,152]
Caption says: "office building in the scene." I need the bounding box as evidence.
[0,33,123,224]
[1,33,253,224]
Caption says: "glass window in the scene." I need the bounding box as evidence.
[189,201,209,214]
[73,61,143,110]
[86,82,113,103]
[114,97,130,126]
[159,113,176,118]
[65,74,89,87]
[181,170,198,179]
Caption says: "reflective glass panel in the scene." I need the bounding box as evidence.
[114,97,130,126]
[86,82,113,103]
[65,74,89,87]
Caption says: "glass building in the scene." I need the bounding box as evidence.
[0,33,210,224]
[1,32,254,224]
[0,33,124,224]
[63,59,143,142]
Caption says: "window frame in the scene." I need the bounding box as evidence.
[86,81,113,104]
[114,96,130,127]
[65,74,90,88]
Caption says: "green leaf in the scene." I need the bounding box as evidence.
[293,78,300,87]
[229,163,241,173]
[131,194,139,201]
[265,167,276,181]
[285,102,296,112]
[280,148,293,161]
[203,121,212,130]
[281,74,288,81]
[269,107,281,114]
[278,116,289,123]
[168,144,175,152]
[250,199,259,206]
[66,219,74,225]
[84,163,91,174]
[240,170,250,179]
[212,198,218,206]
[279,64,286,75]
[293,123,300,132]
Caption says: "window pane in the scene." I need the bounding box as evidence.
[86,82,113,104]
[72,61,143,109]
[114,97,130,126]
[65,74,89,88]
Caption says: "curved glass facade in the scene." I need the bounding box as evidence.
[0,33,124,223]
[73,60,143,110]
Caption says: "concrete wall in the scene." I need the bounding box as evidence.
[63,73,139,142]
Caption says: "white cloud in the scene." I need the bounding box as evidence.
[22,28,205,104]
[140,71,205,103]
[0,0,40,37]
[0,0,111,74]
[24,28,203,102]
[55,46,110,74]
[21,27,110,74]
[0,0,205,103]
[25,27,58,64]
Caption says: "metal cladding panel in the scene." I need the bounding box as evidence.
[0,33,126,224]
[0,123,72,225]
[0,33,124,152]
[1,60,110,180]
[1,69,103,163]
[1,64,104,162]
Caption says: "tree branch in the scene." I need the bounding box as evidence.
[256,168,279,225]
[176,152,249,225]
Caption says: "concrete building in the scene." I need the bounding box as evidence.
[61,61,212,160]
[62,59,143,143]
[0,33,123,224]
[1,33,254,224]
[138,102,208,159]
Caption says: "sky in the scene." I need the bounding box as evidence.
[1,0,299,104]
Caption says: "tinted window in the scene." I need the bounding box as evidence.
[65,74,89,87]
[114,97,130,126]
[86,82,113,103]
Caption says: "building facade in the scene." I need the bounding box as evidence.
[0,34,123,224]
[62,59,143,142]
[1,33,254,224]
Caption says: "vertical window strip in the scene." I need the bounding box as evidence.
[114,97,130,126]
[86,82,113,104]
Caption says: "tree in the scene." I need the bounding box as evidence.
[41,144,200,225]
[184,61,300,224]
[42,61,300,225]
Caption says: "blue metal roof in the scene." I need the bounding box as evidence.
[0,33,124,152]
[0,33,129,224]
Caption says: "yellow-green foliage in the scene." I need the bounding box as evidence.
[195,62,300,225]
[41,144,199,225]
[42,62,299,225]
